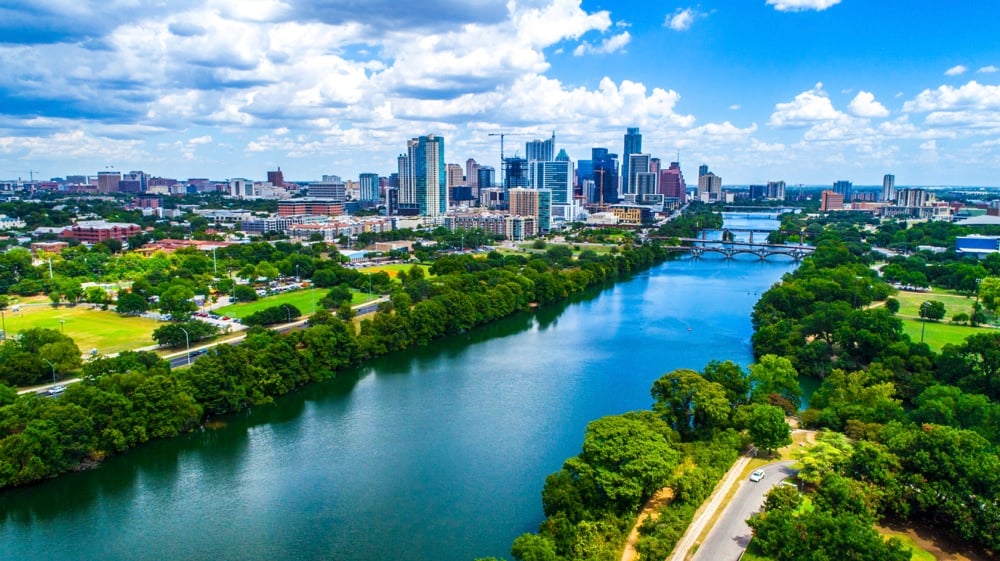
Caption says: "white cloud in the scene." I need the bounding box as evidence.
[766,0,841,12]
[665,8,697,31]
[978,65,999,74]
[945,65,968,76]
[903,81,1000,112]
[729,104,741,110]
[847,91,889,118]
[573,31,631,56]
[768,83,851,127]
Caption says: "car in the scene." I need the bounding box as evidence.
[49,385,67,395]
[749,469,765,482]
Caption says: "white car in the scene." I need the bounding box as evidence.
[749,469,765,482]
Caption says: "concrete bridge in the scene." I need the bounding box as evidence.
[659,238,814,261]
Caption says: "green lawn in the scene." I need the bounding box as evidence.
[893,289,979,319]
[214,288,377,319]
[901,318,992,351]
[744,525,936,561]
[888,288,993,351]
[1,297,162,355]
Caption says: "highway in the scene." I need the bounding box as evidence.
[691,460,797,561]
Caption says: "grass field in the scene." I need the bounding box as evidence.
[214,288,377,319]
[1,296,162,354]
[358,263,432,278]
[890,289,994,351]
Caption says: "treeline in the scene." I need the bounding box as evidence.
[476,356,801,561]
[750,234,1000,553]
[0,242,672,489]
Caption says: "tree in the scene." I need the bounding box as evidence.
[233,284,258,302]
[749,354,801,411]
[919,300,945,322]
[651,369,730,439]
[158,285,196,320]
[115,291,149,315]
[747,404,791,455]
[884,297,900,314]
[321,285,353,309]
[978,276,1000,313]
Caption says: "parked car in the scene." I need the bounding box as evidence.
[749,469,765,482]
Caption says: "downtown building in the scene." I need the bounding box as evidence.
[398,134,447,216]
[445,212,536,241]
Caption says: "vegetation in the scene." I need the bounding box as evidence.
[0,238,674,489]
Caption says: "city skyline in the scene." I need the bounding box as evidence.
[2,1,1000,185]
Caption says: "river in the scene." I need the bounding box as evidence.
[0,216,797,561]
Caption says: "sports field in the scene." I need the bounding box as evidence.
[358,263,432,278]
[890,289,994,351]
[1,297,162,354]
[214,288,377,319]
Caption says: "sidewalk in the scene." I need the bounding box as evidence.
[667,448,756,561]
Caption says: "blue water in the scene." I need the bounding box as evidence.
[1,220,796,561]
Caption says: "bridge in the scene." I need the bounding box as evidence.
[657,238,814,261]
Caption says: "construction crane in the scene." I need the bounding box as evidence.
[487,131,546,189]
[7,170,40,182]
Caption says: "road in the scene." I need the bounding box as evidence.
[18,295,390,394]
[691,460,797,561]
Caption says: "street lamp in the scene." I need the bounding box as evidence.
[42,358,56,383]
[59,319,65,334]
[368,272,372,295]
[178,326,191,365]
[0,308,6,341]
[281,304,291,323]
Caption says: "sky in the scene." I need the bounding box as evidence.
[2,0,1000,186]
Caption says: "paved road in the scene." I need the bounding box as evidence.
[691,460,797,561]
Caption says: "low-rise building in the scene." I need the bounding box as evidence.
[59,220,141,243]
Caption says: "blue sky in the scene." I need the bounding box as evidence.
[1,0,1000,186]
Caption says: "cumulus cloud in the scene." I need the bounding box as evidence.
[903,81,1000,112]
[665,8,698,31]
[978,65,999,74]
[847,91,889,118]
[766,0,841,12]
[573,31,630,56]
[768,83,850,127]
[945,65,968,76]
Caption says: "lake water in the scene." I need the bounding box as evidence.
[0,217,797,561]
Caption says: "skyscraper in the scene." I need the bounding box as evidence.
[477,166,495,191]
[503,157,529,194]
[533,150,573,219]
[466,159,480,190]
[767,181,786,200]
[359,173,380,203]
[882,174,895,203]
[267,168,284,187]
[659,161,686,203]
[833,180,853,202]
[698,164,709,178]
[447,163,464,189]
[525,132,555,164]
[406,134,447,216]
[626,153,651,196]
[591,148,619,205]
[698,172,722,201]
[622,127,642,194]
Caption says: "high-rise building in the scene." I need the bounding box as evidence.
[698,164,709,178]
[821,190,845,211]
[406,134,447,216]
[833,180,853,202]
[97,171,121,194]
[533,152,573,220]
[267,168,284,187]
[359,173,380,203]
[477,166,495,191]
[882,174,895,202]
[398,153,414,209]
[309,182,346,201]
[626,153,652,196]
[698,172,722,200]
[503,157,529,194]
[466,159,480,190]
[447,163,464,189]
[525,132,556,164]
[767,181,786,200]
[649,158,661,175]
[119,171,147,193]
[622,127,642,193]
[509,187,552,232]
[659,161,686,203]
[576,148,620,205]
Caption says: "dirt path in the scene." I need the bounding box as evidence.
[620,488,675,561]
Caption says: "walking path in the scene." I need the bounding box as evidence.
[619,488,675,561]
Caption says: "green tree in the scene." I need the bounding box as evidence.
[919,300,946,322]
[747,404,791,455]
[115,291,149,315]
[749,354,801,411]
[158,285,196,320]
[651,369,730,439]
